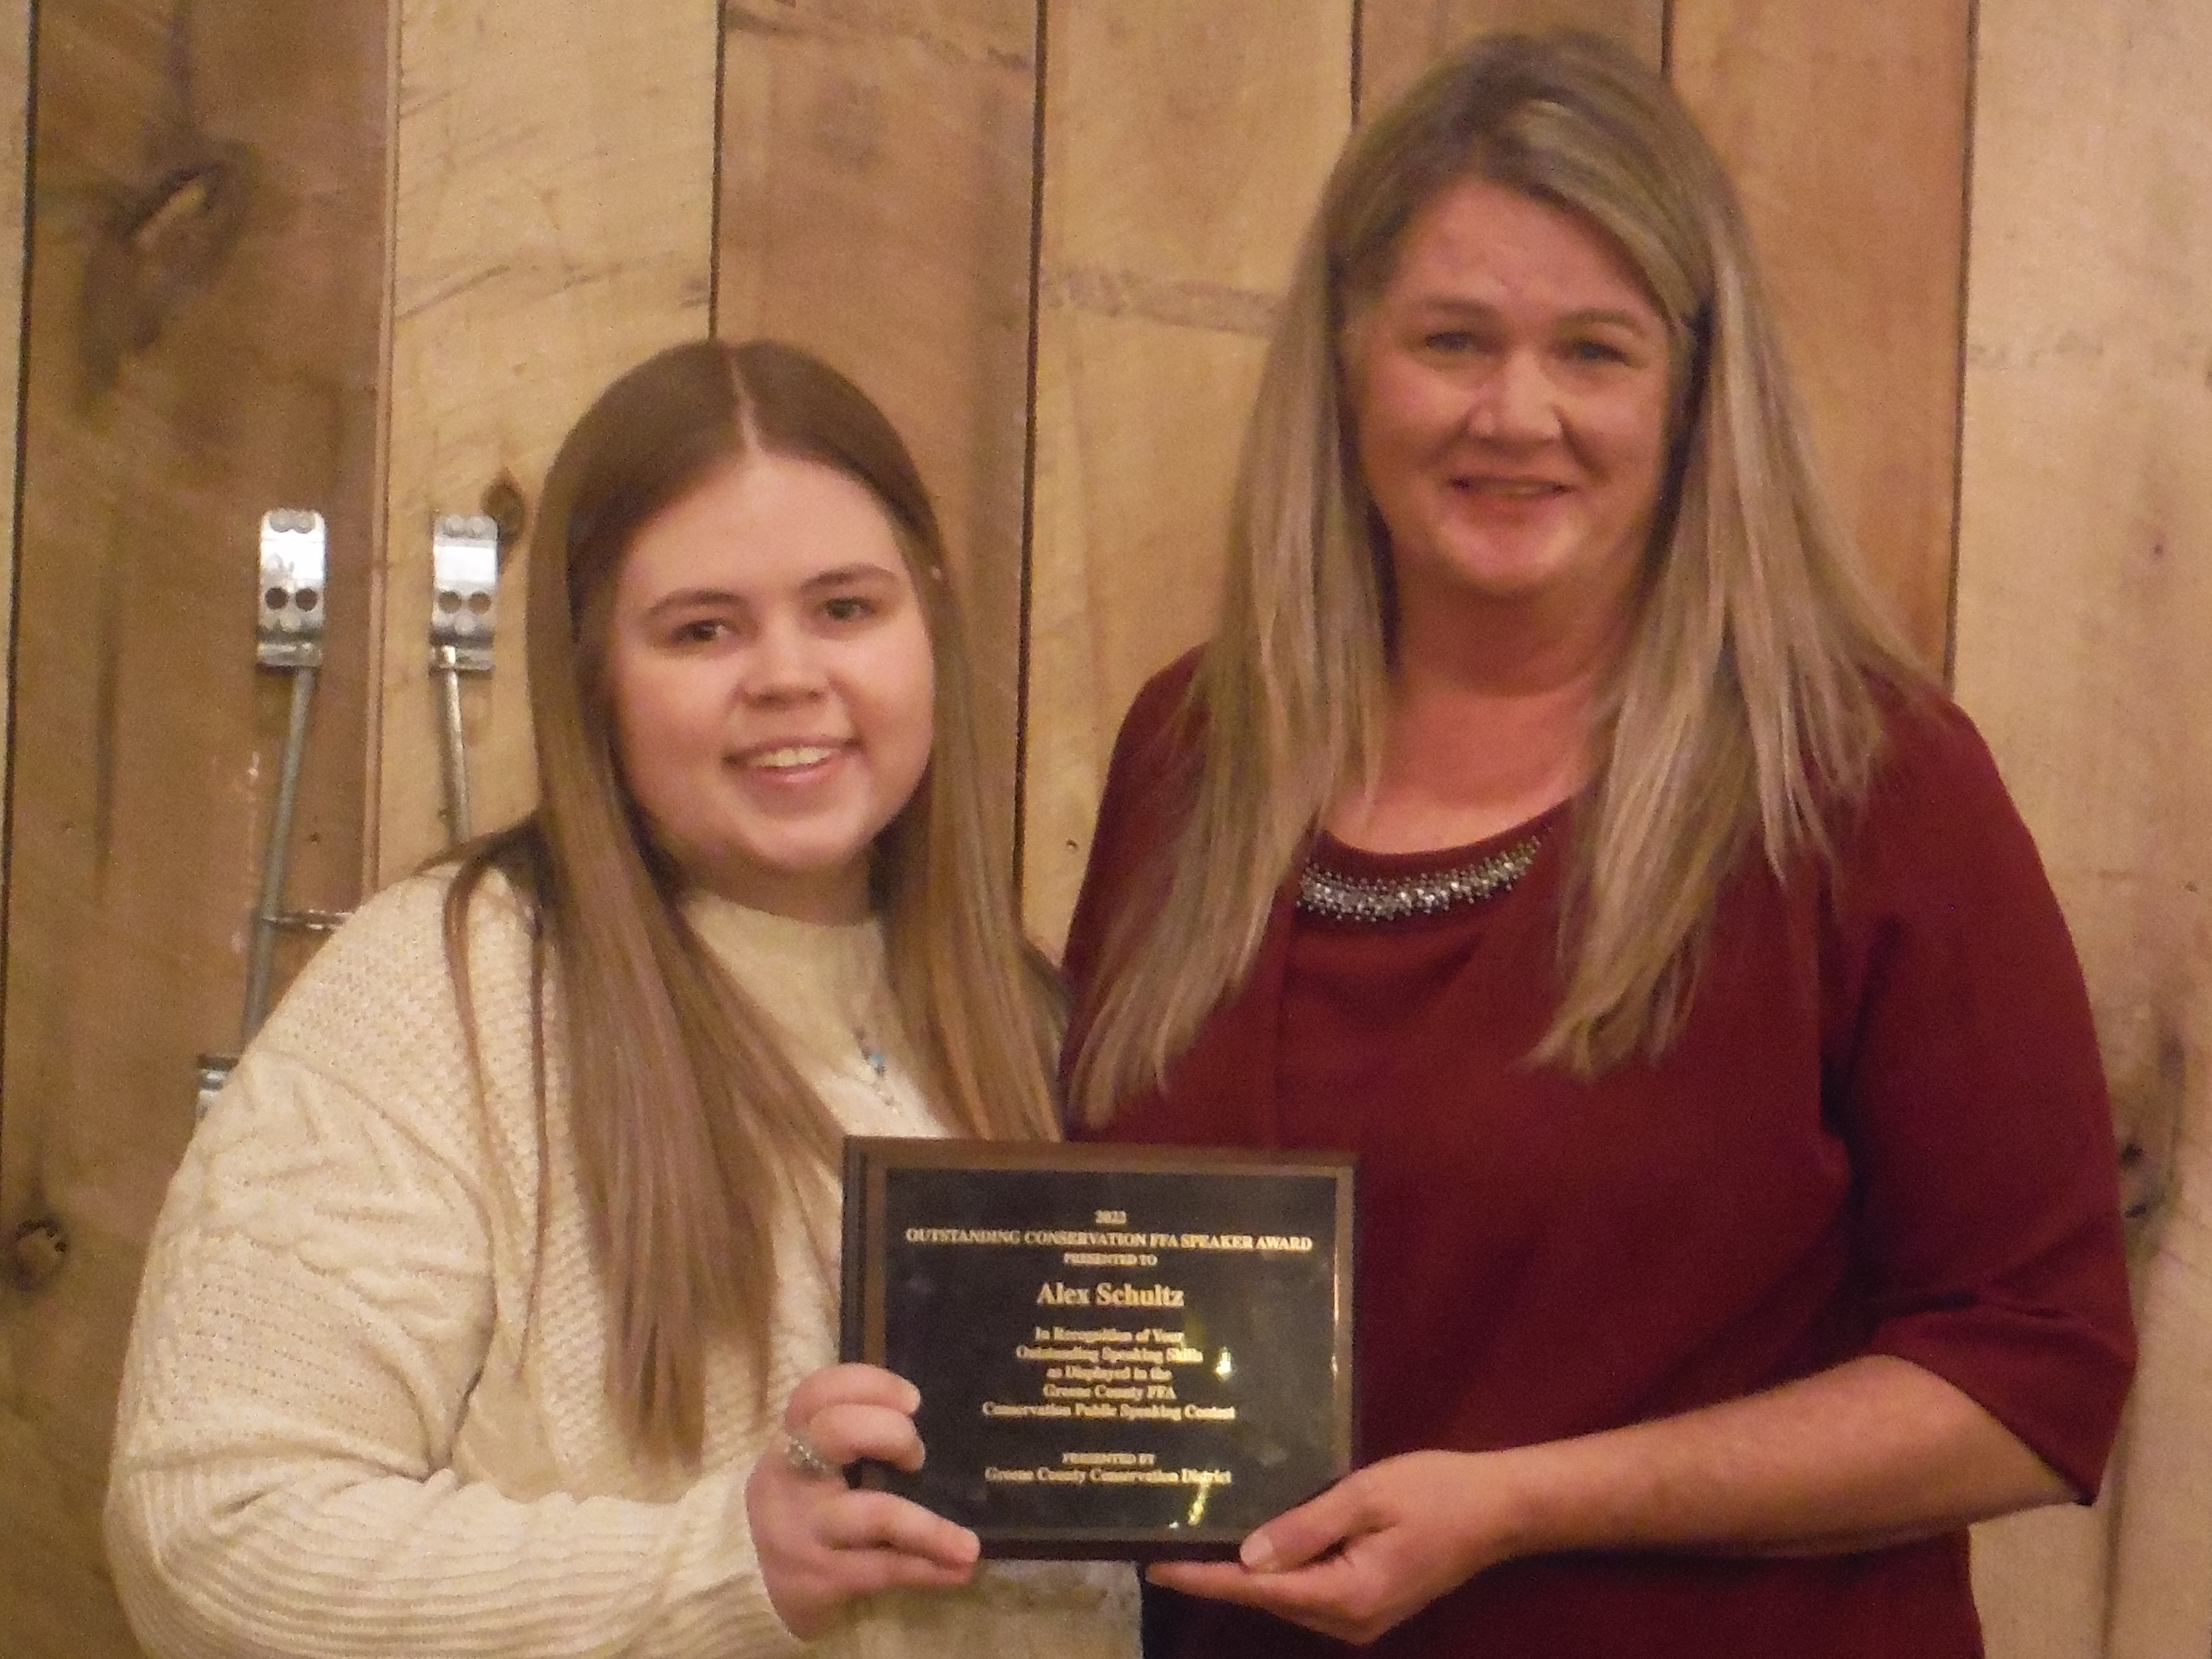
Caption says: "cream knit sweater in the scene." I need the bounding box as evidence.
[104,872,1138,1659]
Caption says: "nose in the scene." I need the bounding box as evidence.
[1467,350,1559,444]
[742,614,828,703]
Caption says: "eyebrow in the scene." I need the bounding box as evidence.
[801,562,904,591]
[638,563,904,619]
[1407,297,1659,334]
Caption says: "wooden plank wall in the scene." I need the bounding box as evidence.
[1022,0,1352,943]
[1,3,2205,1654]
[1955,1,2212,1654]
[373,0,719,884]
[1359,0,1663,112]
[0,2,388,1654]
[1671,1,1969,674]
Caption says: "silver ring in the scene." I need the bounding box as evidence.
[782,1429,839,1480]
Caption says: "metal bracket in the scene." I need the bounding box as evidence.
[258,507,327,669]
[430,513,500,841]
[202,510,349,1119]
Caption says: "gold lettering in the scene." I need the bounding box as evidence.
[1093,1282,1186,1309]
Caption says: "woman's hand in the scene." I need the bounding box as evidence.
[1149,1450,1513,1646]
[1147,1356,2074,1645]
[745,1362,981,1638]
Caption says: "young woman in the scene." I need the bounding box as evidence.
[104,340,1138,1658]
[1062,31,2134,1659]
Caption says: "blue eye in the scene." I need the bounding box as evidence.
[1564,338,1631,365]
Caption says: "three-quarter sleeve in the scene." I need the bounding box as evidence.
[1825,703,2136,1498]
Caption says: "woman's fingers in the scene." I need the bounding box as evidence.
[1147,1452,1499,1646]
[1237,1478,1366,1573]
[794,1399,930,1474]
[781,1362,931,1476]
[815,1490,982,1570]
[753,1361,980,1636]
[784,1361,919,1428]
[747,1458,980,1638]
[1145,1480,1367,1610]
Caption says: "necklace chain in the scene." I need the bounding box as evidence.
[850,1025,933,1131]
[1297,835,1542,924]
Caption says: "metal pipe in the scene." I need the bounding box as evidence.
[435,646,472,842]
[240,662,318,1044]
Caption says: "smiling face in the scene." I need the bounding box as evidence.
[1347,175,1674,648]
[605,451,935,922]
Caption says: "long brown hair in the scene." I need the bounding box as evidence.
[446,340,1058,1460]
[1071,30,1922,1125]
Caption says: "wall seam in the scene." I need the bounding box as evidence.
[1011,0,1049,900]
[1348,0,1364,124]
[706,0,728,338]
[0,0,40,1172]
[1942,0,1979,690]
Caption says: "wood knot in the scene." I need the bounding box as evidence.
[2108,1017,2186,1252]
[480,474,529,563]
[9,1217,69,1293]
[2116,1139,2163,1220]
[80,142,256,393]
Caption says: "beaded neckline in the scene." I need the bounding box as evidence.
[1297,834,1542,924]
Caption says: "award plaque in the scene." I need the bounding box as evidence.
[840,1137,1356,1560]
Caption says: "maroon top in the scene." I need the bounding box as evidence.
[1063,654,2134,1659]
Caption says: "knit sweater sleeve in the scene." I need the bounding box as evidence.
[102,876,803,1659]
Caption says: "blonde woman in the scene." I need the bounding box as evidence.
[1063,32,2132,1659]
[105,340,1138,1658]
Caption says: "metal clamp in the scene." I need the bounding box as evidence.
[242,508,330,1040]
[430,513,500,842]
[201,510,343,1120]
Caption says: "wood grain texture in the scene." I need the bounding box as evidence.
[0,1,387,1652]
[719,0,1037,876]
[1022,0,1352,951]
[1954,2,2212,1653]
[1670,1,1970,675]
[1358,0,1662,118]
[375,0,719,884]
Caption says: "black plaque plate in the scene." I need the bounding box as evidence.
[840,1137,1356,1560]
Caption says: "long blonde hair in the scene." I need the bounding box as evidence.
[1071,30,1922,1125]
[446,340,1059,1460]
